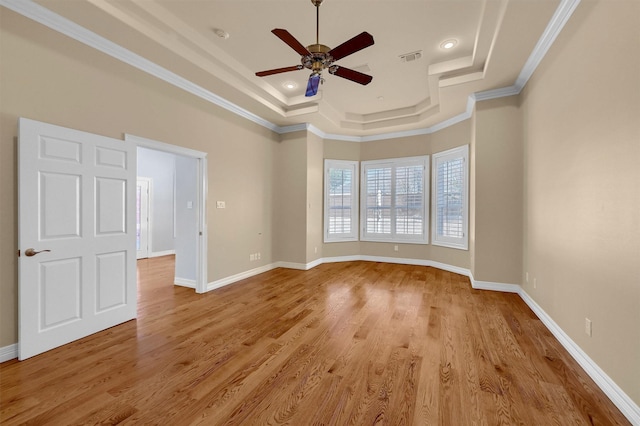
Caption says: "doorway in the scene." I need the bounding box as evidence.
[126,134,208,294]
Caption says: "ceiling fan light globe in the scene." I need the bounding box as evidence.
[305,74,321,97]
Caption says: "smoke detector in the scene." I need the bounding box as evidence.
[399,50,422,63]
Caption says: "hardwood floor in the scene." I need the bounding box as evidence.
[0,257,630,425]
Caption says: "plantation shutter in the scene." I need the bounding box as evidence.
[364,165,392,235]
[395,165,424,236]
[361,156,428,243]
[324,160,358,242]
[432,145,469,249]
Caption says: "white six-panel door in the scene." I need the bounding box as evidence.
[18,118,137,360]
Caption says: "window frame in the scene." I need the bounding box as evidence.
[431,145,469,250]
[360,155,429,244]
[323,159,359,243]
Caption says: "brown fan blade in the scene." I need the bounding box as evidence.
[256,65,303,77]
[272,29,311,56]
[330,66,373,85]
[328,32,374,61]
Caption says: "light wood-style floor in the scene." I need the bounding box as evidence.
[0,256,630,425]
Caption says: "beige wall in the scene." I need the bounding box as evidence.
[323,139,360,161]
[520,0,640,404]
[359,134,430,161]
[306,131,324,263]
[474,97,523,284]
[0,10,280,346]
[273,131,307,264]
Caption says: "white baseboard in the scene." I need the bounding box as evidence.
[305,258,323,270]
[429,259,473,277]
[274,261,310,271]
[174,277,196,288]
[357,255,431,267]
[207,263,278,292]
[518,290,640,425]
[149,250,175,258]
[321,255,362,264]
[0,343,18,363]
[471,279,520,293]
[322,255,472,278]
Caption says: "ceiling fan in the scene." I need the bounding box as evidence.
[255,0,374,97]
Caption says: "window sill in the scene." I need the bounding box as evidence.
[361,237,428,245]
[324,237,359,243]
[432,240,468,250]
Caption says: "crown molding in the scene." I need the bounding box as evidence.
[516,0,581,90]
[277,123,308,135]
[305,125,363,143]
[2,0,580,142]
[475,85,520,102]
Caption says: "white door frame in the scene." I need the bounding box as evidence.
[126,134,208,294]
[136,177,152,259]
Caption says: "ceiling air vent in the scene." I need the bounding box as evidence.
[399,50,422,63]
[351,64,371,73]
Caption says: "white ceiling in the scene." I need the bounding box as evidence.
[31,0,563,137]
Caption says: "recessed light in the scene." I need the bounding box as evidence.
[283,81,298,90]
[212,28,230,40]
[440,39,457,49]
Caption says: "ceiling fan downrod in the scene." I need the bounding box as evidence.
[305,0,330,78]
[312,0,323,45]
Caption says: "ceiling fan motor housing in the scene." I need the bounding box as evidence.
[303,44,333,74]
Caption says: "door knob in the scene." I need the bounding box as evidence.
[24,248,51,257]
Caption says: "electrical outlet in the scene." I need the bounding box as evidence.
[314,246,318,254]
[216,201,226,209]
[249,254,254,261]
[585,318,592,337]
[533,278,537,289]
[394,245,398,252]
[257,252,261,260]
[525,272,529,283]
